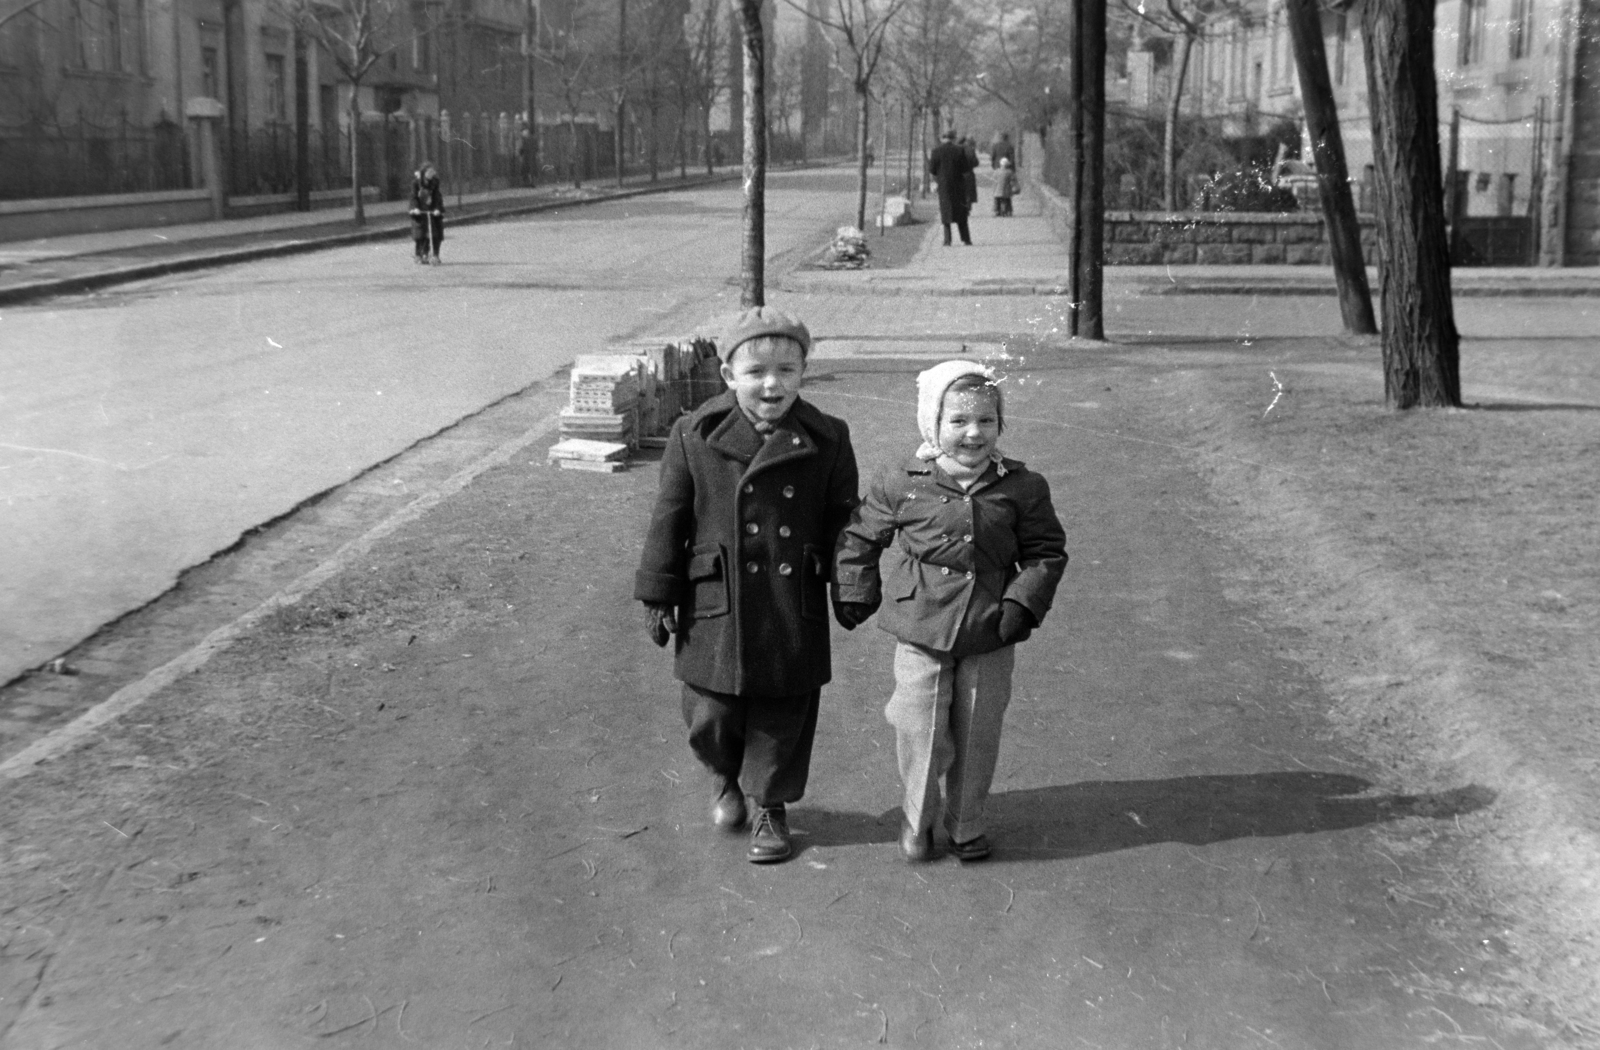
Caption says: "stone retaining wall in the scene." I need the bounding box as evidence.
[1033,181,1376,265]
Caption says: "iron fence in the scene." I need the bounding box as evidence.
[0,113,190,200]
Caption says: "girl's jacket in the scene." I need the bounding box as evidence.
[635,392,860,697]
[995,170,1019,198]
[835,455,1066,656]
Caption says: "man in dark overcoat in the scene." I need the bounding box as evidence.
[636,308,860,863]
[928,129,977,246]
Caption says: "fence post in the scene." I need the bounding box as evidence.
[1445,107,1461,261]
[185,98,228,219]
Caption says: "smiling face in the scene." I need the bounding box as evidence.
[937,387,1002,468]
[721,336,807,425]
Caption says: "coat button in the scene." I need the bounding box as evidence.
[783,485,795,498]
[941,566,951,576]
[963,495,971,503]
[778,563,793,576]
[745,522,759,534]
[746,561,760,574]
[792,436,801,446]
[963,534,973,542]
[778,525,791,537]
[965,571,974,580]
[743,483,754,494]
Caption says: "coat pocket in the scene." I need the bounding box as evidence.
[799,544,828,622]
[686,543,729,619]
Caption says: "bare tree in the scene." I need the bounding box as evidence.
[1359,0,1459,407]
[277,0,412,223]
[787,0,911,231]
[536,6,597,187]
[1284,0,1374,335]
[674,0,725,174]
[974,0,1072,138]
[886,0,977,194]
[0,0,49,31]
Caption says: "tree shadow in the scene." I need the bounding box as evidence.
[791,772,1495,862]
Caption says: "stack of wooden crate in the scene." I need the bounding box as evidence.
[547,336,724,471]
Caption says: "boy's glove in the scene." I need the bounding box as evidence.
[997,600,1036,645]
[832,600,878,631]
[644,602,678,647]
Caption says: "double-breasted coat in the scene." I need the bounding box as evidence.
[635,392,860,697]
[835,455,1067,657]
[927,141,977,226]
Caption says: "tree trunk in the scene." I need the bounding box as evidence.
[854,73,870,231]
[348,85,365,224]
[704,104,715,174]
[1360,0,1460,408]
[1162,30,1195,213]
[904,102,917,199]
[737,0,766,307]
[1065,0,1105,338]
[1285,0,1376,335]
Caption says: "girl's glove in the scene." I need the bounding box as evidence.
[832,600,878,631]
[644,602,678,647]
[997,600,1036,645]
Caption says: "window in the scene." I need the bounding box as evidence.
[1509,0,1534,59]
[200,45,219,97]
[1459,0,1486,66]
[265,53,287,120]
[106,0,122,71]
[132,0,147,72]
[68,0,92,69]
[411,2,432,73]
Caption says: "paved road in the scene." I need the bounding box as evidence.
[0,172,841,685]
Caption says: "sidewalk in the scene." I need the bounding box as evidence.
[780,190,1600,298]
[0,168,743,306]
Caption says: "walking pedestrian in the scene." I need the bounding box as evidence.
[409,162,444,265]
[990,132,1016,171]
[834,361,1067,864]
[636,307,861,864]
[927,130,977,247]
[993,157,1018,217]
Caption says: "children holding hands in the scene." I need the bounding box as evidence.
[835,361,1067,862]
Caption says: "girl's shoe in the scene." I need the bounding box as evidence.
[948,834,992,862]
[899,819,933,863]
[431,254,442,265]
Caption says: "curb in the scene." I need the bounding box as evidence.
[0,171,744,307]
[778,275,1600,298]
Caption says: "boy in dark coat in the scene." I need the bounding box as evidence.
[636,307,860,863]
[409,163,444,265]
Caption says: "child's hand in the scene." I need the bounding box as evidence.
[832,600,877,631]
[998,600,1036,645]
[644,602,678,647]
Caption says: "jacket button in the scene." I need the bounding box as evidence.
[965,571,974,580]
[792,436,801,446]
[746,561,760,574]
[941,566,951,576]
[963,495,971,503]
[940,495,949,503]
[783,485,795,498]
[745,522,759,534]
[778,525,791,537]
[743,483,754,494]
[963,534,973,542]
[778,563,793,576]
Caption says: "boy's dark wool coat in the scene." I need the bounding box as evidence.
[635,392,860,697]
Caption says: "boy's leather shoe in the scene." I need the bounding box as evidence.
[948,834,992,862]
[710,779,747,830]
[747,805,792,863]
[899,819,934,863]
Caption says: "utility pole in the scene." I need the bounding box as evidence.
[1063,0,1105,339]
[523,0,538,184]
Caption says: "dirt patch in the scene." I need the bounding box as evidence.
[1122,334,1600,1041]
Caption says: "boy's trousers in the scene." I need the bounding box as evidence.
[682,684,821,807]
[886,641,1015,844]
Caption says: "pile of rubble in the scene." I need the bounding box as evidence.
[548,337,722,472]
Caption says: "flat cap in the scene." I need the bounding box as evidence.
[717,306,812,362]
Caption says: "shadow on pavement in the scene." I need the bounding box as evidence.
[792,773,1495,861]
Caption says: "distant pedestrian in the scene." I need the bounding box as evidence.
[927,130,977,246]
[636,307,861,865]
[990,132,1016,171]
[409,162,444,265]
[834,361,1067,864]
[962,137,980,206]
[993,157,1018,217]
